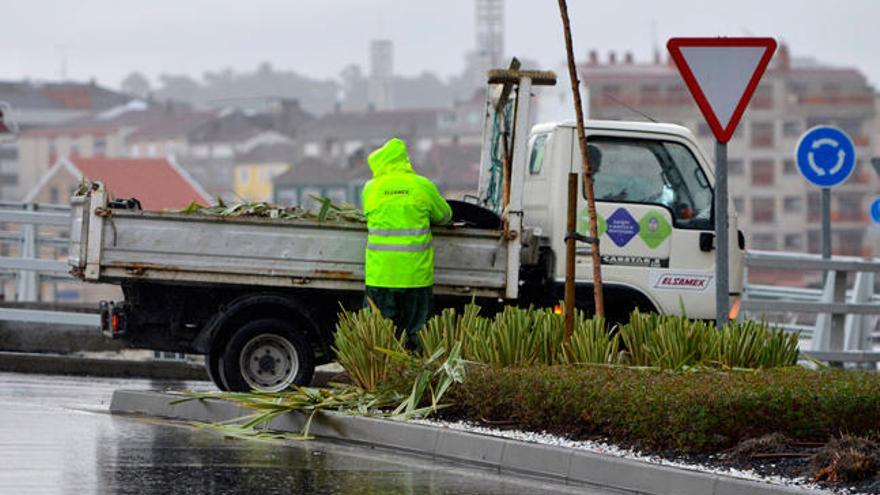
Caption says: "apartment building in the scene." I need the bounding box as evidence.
[0,80,133,199]
[581,45,877,271]
[232,142,296,202]
[17,125,130,198]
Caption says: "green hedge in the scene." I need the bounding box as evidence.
[449,366,880,453]
[417,306,799,370]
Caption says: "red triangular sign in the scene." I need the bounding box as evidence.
[667,37,776,143]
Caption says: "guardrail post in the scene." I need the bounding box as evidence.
[738,262,749,322]
[744,250,880,366]
[15,204,38,302]
[845,271,874,353]
[812,269,847,352]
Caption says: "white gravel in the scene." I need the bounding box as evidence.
[411,418,844,494]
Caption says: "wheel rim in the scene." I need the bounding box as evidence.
[238,333,299,392]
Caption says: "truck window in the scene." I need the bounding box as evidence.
[528,133,549,175]
[584,137,712,230]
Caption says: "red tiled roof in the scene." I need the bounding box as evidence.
[70,157,210,210]
[42,87,93,110]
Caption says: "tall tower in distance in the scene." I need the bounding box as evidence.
[475,0,504,69]
[462,0,505,90]
[368,39,394,111]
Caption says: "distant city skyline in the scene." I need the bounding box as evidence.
[1,0,879,90]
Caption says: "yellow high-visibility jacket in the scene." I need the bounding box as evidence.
[362,138,452,288]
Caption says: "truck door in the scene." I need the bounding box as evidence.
[522,131,555,232]
[576,134,717,318]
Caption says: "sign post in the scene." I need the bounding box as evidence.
[667,37,777,328]
[795,126,856,259]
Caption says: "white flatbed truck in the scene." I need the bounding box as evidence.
[69,70,744,392]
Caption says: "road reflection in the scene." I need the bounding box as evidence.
[0,373,598,495]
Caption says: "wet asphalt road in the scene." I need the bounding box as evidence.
[0,372,615,495]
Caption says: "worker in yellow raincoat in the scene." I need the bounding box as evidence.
[362,138,452,349]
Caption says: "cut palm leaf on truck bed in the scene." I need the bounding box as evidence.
[174,196,366,223]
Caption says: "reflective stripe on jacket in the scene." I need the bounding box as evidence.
[362,138,452,288]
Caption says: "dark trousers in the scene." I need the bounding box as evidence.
[364,286,433,350]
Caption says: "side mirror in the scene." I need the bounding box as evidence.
[699,232,715,252]
[0,102,17,135]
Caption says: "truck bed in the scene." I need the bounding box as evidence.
[69,189,512,297]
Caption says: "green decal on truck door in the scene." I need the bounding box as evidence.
[638,211,672,249]
[577,208,606,238]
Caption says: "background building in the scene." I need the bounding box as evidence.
[23,156,210,210]
[0,80,135,200]
[462,0,505,88]
[368,40,395,111]
[20,156,212,303]
[273,157,362,209]
[232,142,297,202]
[17,124,129,197]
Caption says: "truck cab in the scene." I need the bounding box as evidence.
[520,120,744,321]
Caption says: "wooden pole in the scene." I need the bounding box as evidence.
[557,0,605,334]
[564,173,578,341]
[497,58,521,233]
[500,121,512,231]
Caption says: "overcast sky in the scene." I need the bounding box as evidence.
[2,0,879,89]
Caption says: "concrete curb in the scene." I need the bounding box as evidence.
[0,321,124,354]
[0,352,209,380]
[111,390,817,495]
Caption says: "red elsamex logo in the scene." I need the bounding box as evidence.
[652,273,713,292]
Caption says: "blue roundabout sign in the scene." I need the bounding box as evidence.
[795,126,856,188]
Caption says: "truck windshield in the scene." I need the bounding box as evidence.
[583,136,712,230]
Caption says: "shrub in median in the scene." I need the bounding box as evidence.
[334,306,406,392]
[417,305,799,370]
[618,310,799,369]
[449,366,880,453]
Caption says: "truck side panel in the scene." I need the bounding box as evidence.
[71,194,512,297]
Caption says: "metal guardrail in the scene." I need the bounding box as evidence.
[0,202,876,365]
[0,210,69,226]
[0,257,68,272]
[0,202,95,327]
[745,284,880,339]
[0,202,180,364]
[0,308,99,326]
[744,250,880,364]
[746,250,880,273]
[747,284,880,304]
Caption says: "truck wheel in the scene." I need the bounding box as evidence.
[221,318,315,392]
[204,347,229,391]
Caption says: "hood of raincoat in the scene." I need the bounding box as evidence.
[367,138,414,177]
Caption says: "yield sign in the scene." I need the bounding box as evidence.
[667,38,776,143]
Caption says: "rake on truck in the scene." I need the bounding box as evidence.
[478,59,555,301]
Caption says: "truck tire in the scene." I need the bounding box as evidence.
[220,318,315,392]
[204,347,229,391]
